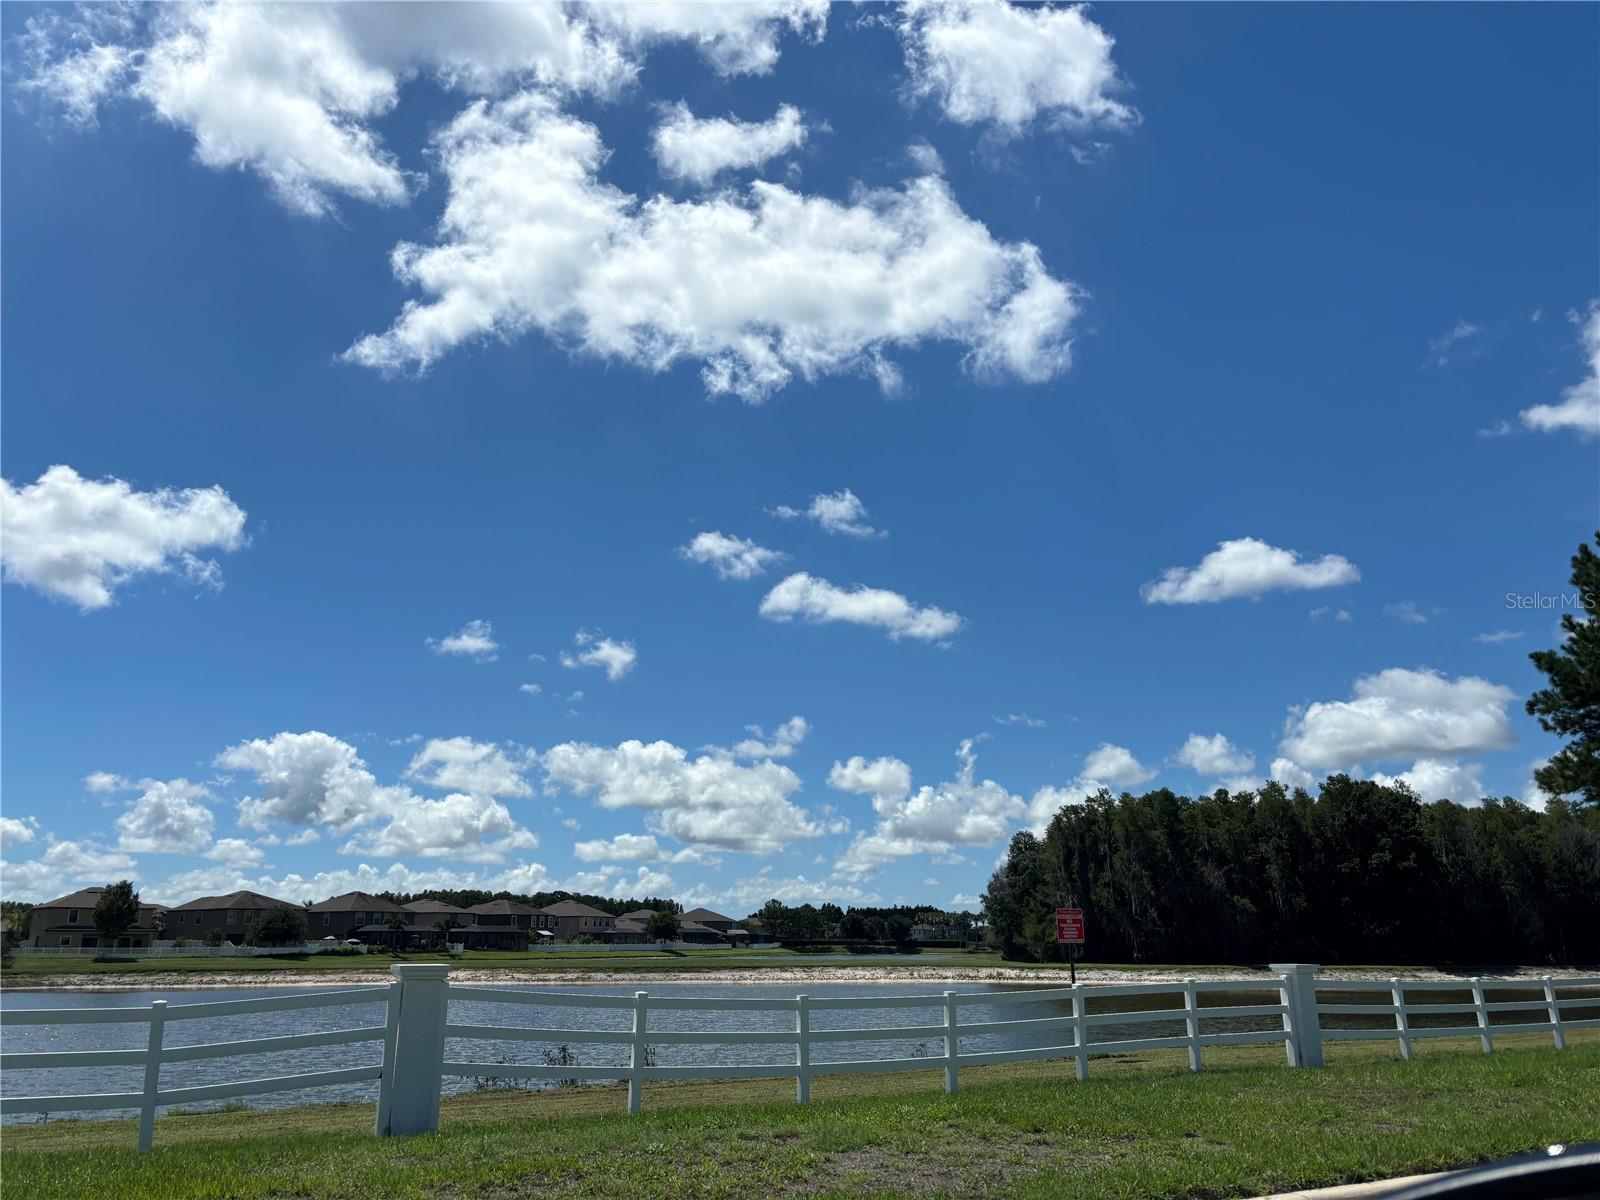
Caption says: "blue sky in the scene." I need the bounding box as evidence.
[2,2,1596,913]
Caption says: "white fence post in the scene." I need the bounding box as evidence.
[628,991,647,1115]
[1471,978,1493,1054]
[374,978,403,1135]
[1390,978,1413,1061]
[1071,984,1088,1081]
[1270,963,1323,1068]
[795,994,811,1104]
[1182,979,1202,1072]
[1543,976,1566,1050]
[943,991,959,1093]
[385,964,449,1135]
[137,1000,167,1152]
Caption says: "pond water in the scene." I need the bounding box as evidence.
[2,981,1588,1123]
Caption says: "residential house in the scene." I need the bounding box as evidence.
[307,892,407,941]
[534,899,615,940]
[469,898,540,931]
[679,908,750,943]
[403,899,472,928]
[909,922,968,942]
[26,888,168,949]
[166,890,300,944]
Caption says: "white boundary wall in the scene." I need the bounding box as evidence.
[2,964,1595,1149]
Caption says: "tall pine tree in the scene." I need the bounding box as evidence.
[1527,532,1600,806]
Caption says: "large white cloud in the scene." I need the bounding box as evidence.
[1520,302,1600,437]
[680,531,786,580]
[342,91,1078,400]
[338,793,538,863]
[1277,668,1517,771]
[1141,537,1360,605]
[834,739,1023,877]
[760,572,963,642]
[542,735,826,854]
[1,464,247,611]
[114,779,216,854]
[405,737,533,798]
[897,0,1135,136]
[218,730,395,831]
[19,2,825,217]
[653,101,808,186]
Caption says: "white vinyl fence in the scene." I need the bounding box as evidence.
[2,964,1595,1150]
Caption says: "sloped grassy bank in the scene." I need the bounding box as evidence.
[4,1034,1596,1200]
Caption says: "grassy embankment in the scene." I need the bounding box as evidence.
[0,949,1281,980]
[4,1032,1596,1200]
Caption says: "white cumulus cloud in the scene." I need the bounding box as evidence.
[1277,668,1516,771]
[1173,734,1254,778]
[772,488,884,537]
[427,619,499,662]
[897,0,1136,136]
[17,2,826,217]
[1520,301,1600,437]
[1141,537,1360,605]
[114,779,216,853]
[561,630,638,680]
[680,531,786,580]
[1,464,247,611]
[653,101,808,186]
[405,737,533,799]
[219,730,396,831]
[760,572,962,642]
[834,739,1023,877]
[543,735,824,854]
[342,91,1078,400]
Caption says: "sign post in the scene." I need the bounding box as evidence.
[1055,908,1085,984]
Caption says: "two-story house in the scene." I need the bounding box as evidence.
[166,889,300,944]
[468,898,539,930]
[402,899,472,927]
[307,891,407,940]
[534,899,614,939]
[26,887,168,949]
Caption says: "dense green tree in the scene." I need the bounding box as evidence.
[645,909,682,941]
[253,906,309,946]
[93,881,140,945]
[989,778,1600,966]
[1527,532,1600,806]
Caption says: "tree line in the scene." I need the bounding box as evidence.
[985,779,1600,965]
[750,900,975,941]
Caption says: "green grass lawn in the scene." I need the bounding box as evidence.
[4,1033,1596,1200]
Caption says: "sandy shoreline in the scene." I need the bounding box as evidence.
[3,964,1582,992]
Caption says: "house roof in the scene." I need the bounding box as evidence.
[403,899,470,914]
[681,907,733,924]
[468,898,538,916]
[171,890,299,912]
[307,891,406,913]
[534,899,611,918]
[618,908,664,921]
[33,887,169,912]
[610,918,650,933]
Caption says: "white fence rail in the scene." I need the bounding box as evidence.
[2,964,1595,1149]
